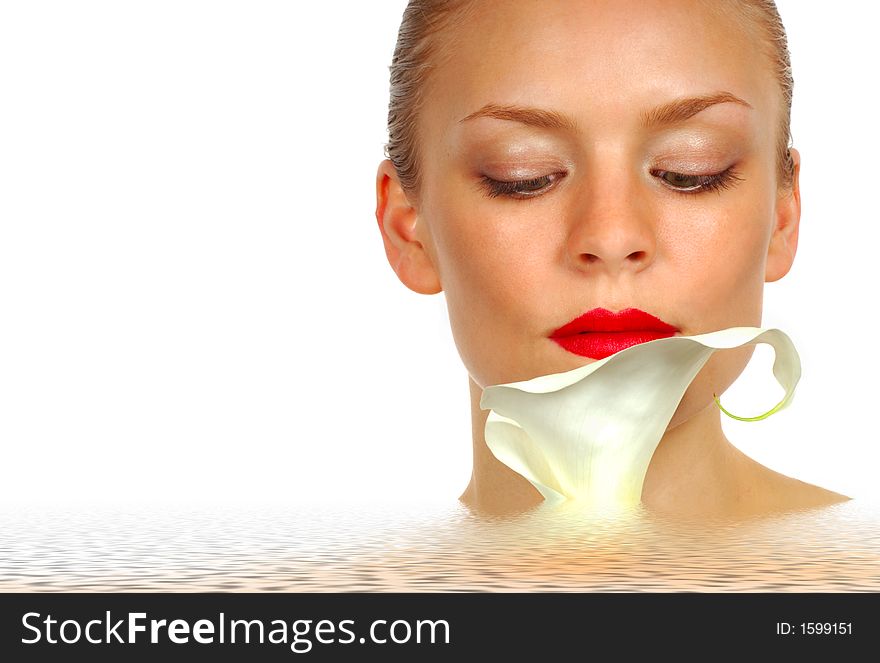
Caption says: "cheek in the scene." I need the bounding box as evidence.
[428,207,557,383]
[434,207,553,313]
[661,201,770,324]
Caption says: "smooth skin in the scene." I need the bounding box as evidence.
[375,0,848,518]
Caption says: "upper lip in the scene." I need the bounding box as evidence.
[550,308,679,336]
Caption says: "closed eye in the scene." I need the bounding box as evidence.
[478,167,743,199]
[478,173,565,199]
[651,167,743,194]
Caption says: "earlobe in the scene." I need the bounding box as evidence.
[374,160,442,294]
[765,148,801,283]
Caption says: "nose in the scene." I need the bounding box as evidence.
[565,166,656,275]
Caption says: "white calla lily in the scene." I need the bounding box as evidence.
[480,327,801,507]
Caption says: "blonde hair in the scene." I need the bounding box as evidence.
[384,0,796,202]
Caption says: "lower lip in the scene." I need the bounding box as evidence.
[551,331,677,359]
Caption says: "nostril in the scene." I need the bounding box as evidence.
[576,251,649,267]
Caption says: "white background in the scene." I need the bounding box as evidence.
[1,1,876,508]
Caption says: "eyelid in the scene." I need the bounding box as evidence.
[479,172,565,199]
[478,165,742,199]
[651,166,743,194]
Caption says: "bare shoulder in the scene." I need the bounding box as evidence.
[735,452,851,514]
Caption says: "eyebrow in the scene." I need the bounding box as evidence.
[642,91,752,127]
[458,91,752,132]
[459,102,579,132]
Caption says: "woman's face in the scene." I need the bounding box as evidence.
[387,0,800,427]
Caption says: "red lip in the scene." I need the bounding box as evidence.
[549,308,679,359]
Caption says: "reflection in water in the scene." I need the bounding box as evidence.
[1,499,878,591]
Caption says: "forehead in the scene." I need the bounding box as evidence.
[421,0,777,143]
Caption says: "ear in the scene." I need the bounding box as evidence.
[374,159,442,294]
[765,148,801,283]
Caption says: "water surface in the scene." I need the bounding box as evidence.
[1,499,878,591]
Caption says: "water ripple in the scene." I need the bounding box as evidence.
[1,499,878,591]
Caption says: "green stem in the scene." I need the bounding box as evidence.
[712,392,785,422]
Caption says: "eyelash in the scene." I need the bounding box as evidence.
[479,174,564,199]
[652,167,744,195]
[479,167,743,199]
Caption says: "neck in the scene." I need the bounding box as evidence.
[459,376,744,517]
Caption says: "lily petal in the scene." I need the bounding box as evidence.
[480,327,801,507]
